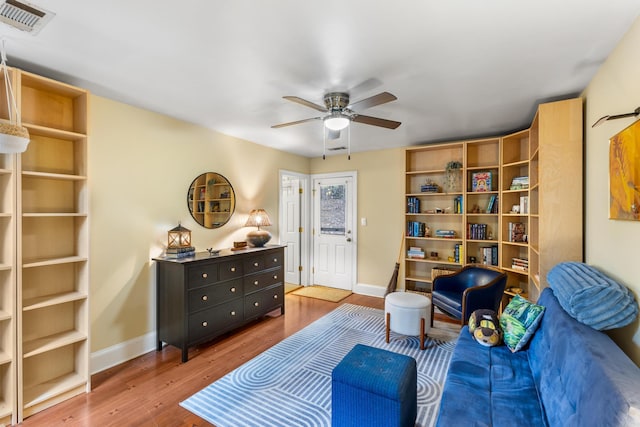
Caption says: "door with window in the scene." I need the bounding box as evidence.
[312,174,355,290]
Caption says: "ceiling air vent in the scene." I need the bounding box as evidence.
[0,0,54,35]
[328,146,347,151]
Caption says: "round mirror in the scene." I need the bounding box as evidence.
[187,172,236,228]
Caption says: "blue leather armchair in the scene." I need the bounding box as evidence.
[430,265,507,326]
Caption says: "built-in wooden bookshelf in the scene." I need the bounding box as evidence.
[16,69,89,422]
[404,98,583,299]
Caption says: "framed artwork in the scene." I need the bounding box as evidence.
[609,119,640,220]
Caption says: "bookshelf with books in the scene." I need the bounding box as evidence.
[405,143,464,293]
[465,138,500,270]
[404,99,583,299]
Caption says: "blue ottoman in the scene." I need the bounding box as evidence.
[331,344,417,427]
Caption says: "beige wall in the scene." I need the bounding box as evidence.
[583,17,640,365]
[310,148,405,289]
[89,95,309,352]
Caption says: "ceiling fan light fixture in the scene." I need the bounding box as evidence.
[324,113,350,131]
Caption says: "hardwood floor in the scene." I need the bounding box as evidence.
[21,293,387,427]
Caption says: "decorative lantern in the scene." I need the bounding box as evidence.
[168,223,191,248]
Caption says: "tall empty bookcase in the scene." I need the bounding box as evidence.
[0,67,89,423]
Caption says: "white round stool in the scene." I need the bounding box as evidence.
[385,292,432,350]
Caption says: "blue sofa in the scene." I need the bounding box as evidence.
[436,288,640,426]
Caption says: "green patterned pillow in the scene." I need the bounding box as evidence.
[500,295,545,352]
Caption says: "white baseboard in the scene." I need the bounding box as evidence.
[354,282,386,298]
[90,331,157,375]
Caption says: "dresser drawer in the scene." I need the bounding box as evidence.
[219,259,243,281]
[187,263,218,288]
[245,284,284,319]
[264,251,283,269]
[244,267,282,293]
[188,279,243,312]
[188,299,244,343]
[243,254,267,274]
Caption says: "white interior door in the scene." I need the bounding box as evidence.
[281,175,301,285]
[312,174,356,290]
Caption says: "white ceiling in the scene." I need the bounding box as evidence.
[3,1,640,158]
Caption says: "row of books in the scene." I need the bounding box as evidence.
[486,194,499,213]
[407,197,421,213]
[453,195,463,214]
[508,222,526,242]
[407,246,425,259]
[510,176,529,190]
[165,246,196,259]
[407,221,428,237]
[454,243,464,264]
[421,183,440,193]
[512,257,529,271]
[435,229,456,238]
[467,223,491,240]
[480,245,499,266]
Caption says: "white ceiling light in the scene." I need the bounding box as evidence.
[323,112,350,131]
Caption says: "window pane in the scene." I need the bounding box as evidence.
[320,184,345,235]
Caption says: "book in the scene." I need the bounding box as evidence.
[165,250,196,259]
[510,176,529,190]
[509,222,526,242]
[166,246,196,254]
[519,196,529,214]
[472,172,492,192]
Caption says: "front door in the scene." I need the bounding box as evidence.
[312,174,355,290]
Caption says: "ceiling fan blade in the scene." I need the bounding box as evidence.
[348,92,397,111]
[283,96,327,112]
[352,114,401,129]
[271,117,321,128]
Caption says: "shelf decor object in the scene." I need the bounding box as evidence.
[245,209,272,247]
[0,40,29,153]
[168,223,192,248]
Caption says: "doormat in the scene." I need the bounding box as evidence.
[285,283,303,294]
[291,285,352,303]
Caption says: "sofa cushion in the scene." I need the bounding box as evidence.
[500,295,545,352]
[436,327,545,427]
[547,262,638,330]
[529,289,640,426]
[468,309,502,347]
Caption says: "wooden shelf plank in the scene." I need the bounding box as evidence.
[406,169,446,175]
[23,123,87,140]
[22,256,88,269]
[22,171,87,181]
[23,213,87,218]
[406,258,461,266]
[23,371,87,410]
[23,291,87,311]
[405,276,432,284]
[0,309,11,322]
[0,350,11,365]
[0,264,11,271]
[23,330,87,358]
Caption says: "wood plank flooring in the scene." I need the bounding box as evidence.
[20,293,458,427]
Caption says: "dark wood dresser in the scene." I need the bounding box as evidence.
[153,245,285,362]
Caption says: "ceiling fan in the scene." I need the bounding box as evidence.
[271,91,401,139]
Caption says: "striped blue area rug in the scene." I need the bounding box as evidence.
[181,303,456,427]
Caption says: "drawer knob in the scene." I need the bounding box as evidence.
[202,321,208,327]
[202,273,208,279]
[273,275,278,280]
[254,280,259,285]
[230,287,236,293]
[202,295,208,301]
[273,258,278,262]
[231,267,236,272]
[273,295,278,299]
[254,262,259,267]
[254,302,259,307]
[231,311,236,316]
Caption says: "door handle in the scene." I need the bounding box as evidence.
[346,238,352,242]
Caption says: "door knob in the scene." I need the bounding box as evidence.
[346,238,352,242]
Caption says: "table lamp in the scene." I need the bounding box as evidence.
[245,209,272,247]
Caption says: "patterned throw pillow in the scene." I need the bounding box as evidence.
[500,295,545,352]
[468,309,502,347]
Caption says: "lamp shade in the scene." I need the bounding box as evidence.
[245,209,272,228]
[245,209,272,247]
